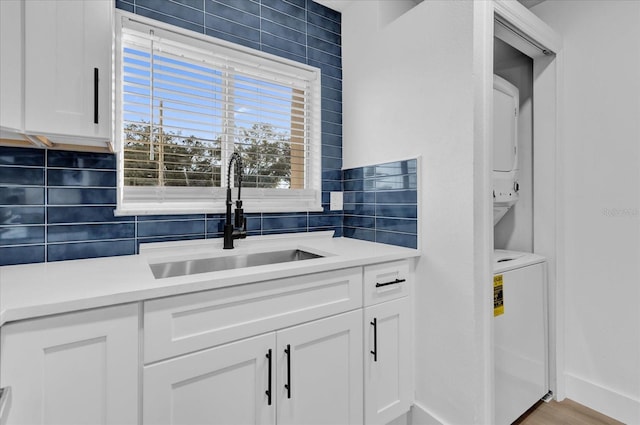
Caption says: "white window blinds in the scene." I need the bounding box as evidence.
[116,14,322,215]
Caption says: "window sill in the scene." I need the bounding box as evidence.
[114,202,324,217]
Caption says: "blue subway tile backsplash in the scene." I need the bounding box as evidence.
[343,227,375,243]
[0,146,343,266]
[47,223,136,243]
[115,0,135,13]
[47,188,117,205]
[376,230,417,249]
[47,169,117,187]
[0,148,348,266]
[0,245,45,265]
[0,206,45,225]
[47,206,133,224]
[137,0,205,25]
[0,152,418,264]
[47,240,137,262]
[208,0,260,16]
[0,147,45,166]
[0,187,44,205]
[0,167,44,186]
[342,159,419,249]
[0,226,45,246]
[137,219,205,238]
[47,150,116,169]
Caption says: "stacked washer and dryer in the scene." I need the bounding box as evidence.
[492,75,549,424]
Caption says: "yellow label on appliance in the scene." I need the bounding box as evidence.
[494,274,504,317]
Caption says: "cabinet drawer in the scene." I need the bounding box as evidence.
[144,268,363,363]
[363,260,410,306]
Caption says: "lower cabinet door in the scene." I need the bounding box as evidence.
[364,297,412,425]
[276,310,363,425]
[0,303,139,425]
[143,332,276,425]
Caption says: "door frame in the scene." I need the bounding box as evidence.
[476,1,564,422]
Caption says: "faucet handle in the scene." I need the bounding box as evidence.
[237,216,247,240]
[234,207,244,229]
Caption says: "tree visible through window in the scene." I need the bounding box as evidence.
[122,120,294,189]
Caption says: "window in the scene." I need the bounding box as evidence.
[115,13,322,215]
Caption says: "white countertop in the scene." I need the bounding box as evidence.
[0,232,419,326]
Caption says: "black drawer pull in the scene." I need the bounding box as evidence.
[93,67,99,124]
[265,349,272,405]
[284,344,291,399]
[375,278,406,288]
[370,318,377,362]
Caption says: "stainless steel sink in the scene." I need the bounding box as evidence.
[149,249,323,279]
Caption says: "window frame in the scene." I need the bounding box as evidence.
[114,11,322,216]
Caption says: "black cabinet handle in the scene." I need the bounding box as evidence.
[284,344,291,398]
[265,349,272,405]
[370,318,377,362]
[93,68,99,124]
[375,278,406,288]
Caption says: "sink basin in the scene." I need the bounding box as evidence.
[149,249,324,279]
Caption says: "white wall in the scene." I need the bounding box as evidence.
[342,1,492,423]
[531,2,640,423]
[493,38,534,252]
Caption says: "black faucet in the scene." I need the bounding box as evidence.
[223,152,247,249]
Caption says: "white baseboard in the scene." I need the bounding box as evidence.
[409,402,445,425]
[565,373,640,424]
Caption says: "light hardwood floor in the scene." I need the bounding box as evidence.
[513,399,624,425]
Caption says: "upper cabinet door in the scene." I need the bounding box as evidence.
[24,0,112,142]
[276,310,363,425]
[0,0,23,134]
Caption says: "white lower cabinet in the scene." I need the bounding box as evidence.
[0,258,414,425]
[277,310,363,425]
[143,310,363,425]
[144,333,276,425]
[0,303,139,425]
[364,297,412,425]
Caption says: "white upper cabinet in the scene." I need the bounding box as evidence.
[23,0,112,145]
[0,0,23,134]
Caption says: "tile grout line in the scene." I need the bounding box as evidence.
[259,0,263,50]
[44,149,48,262]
